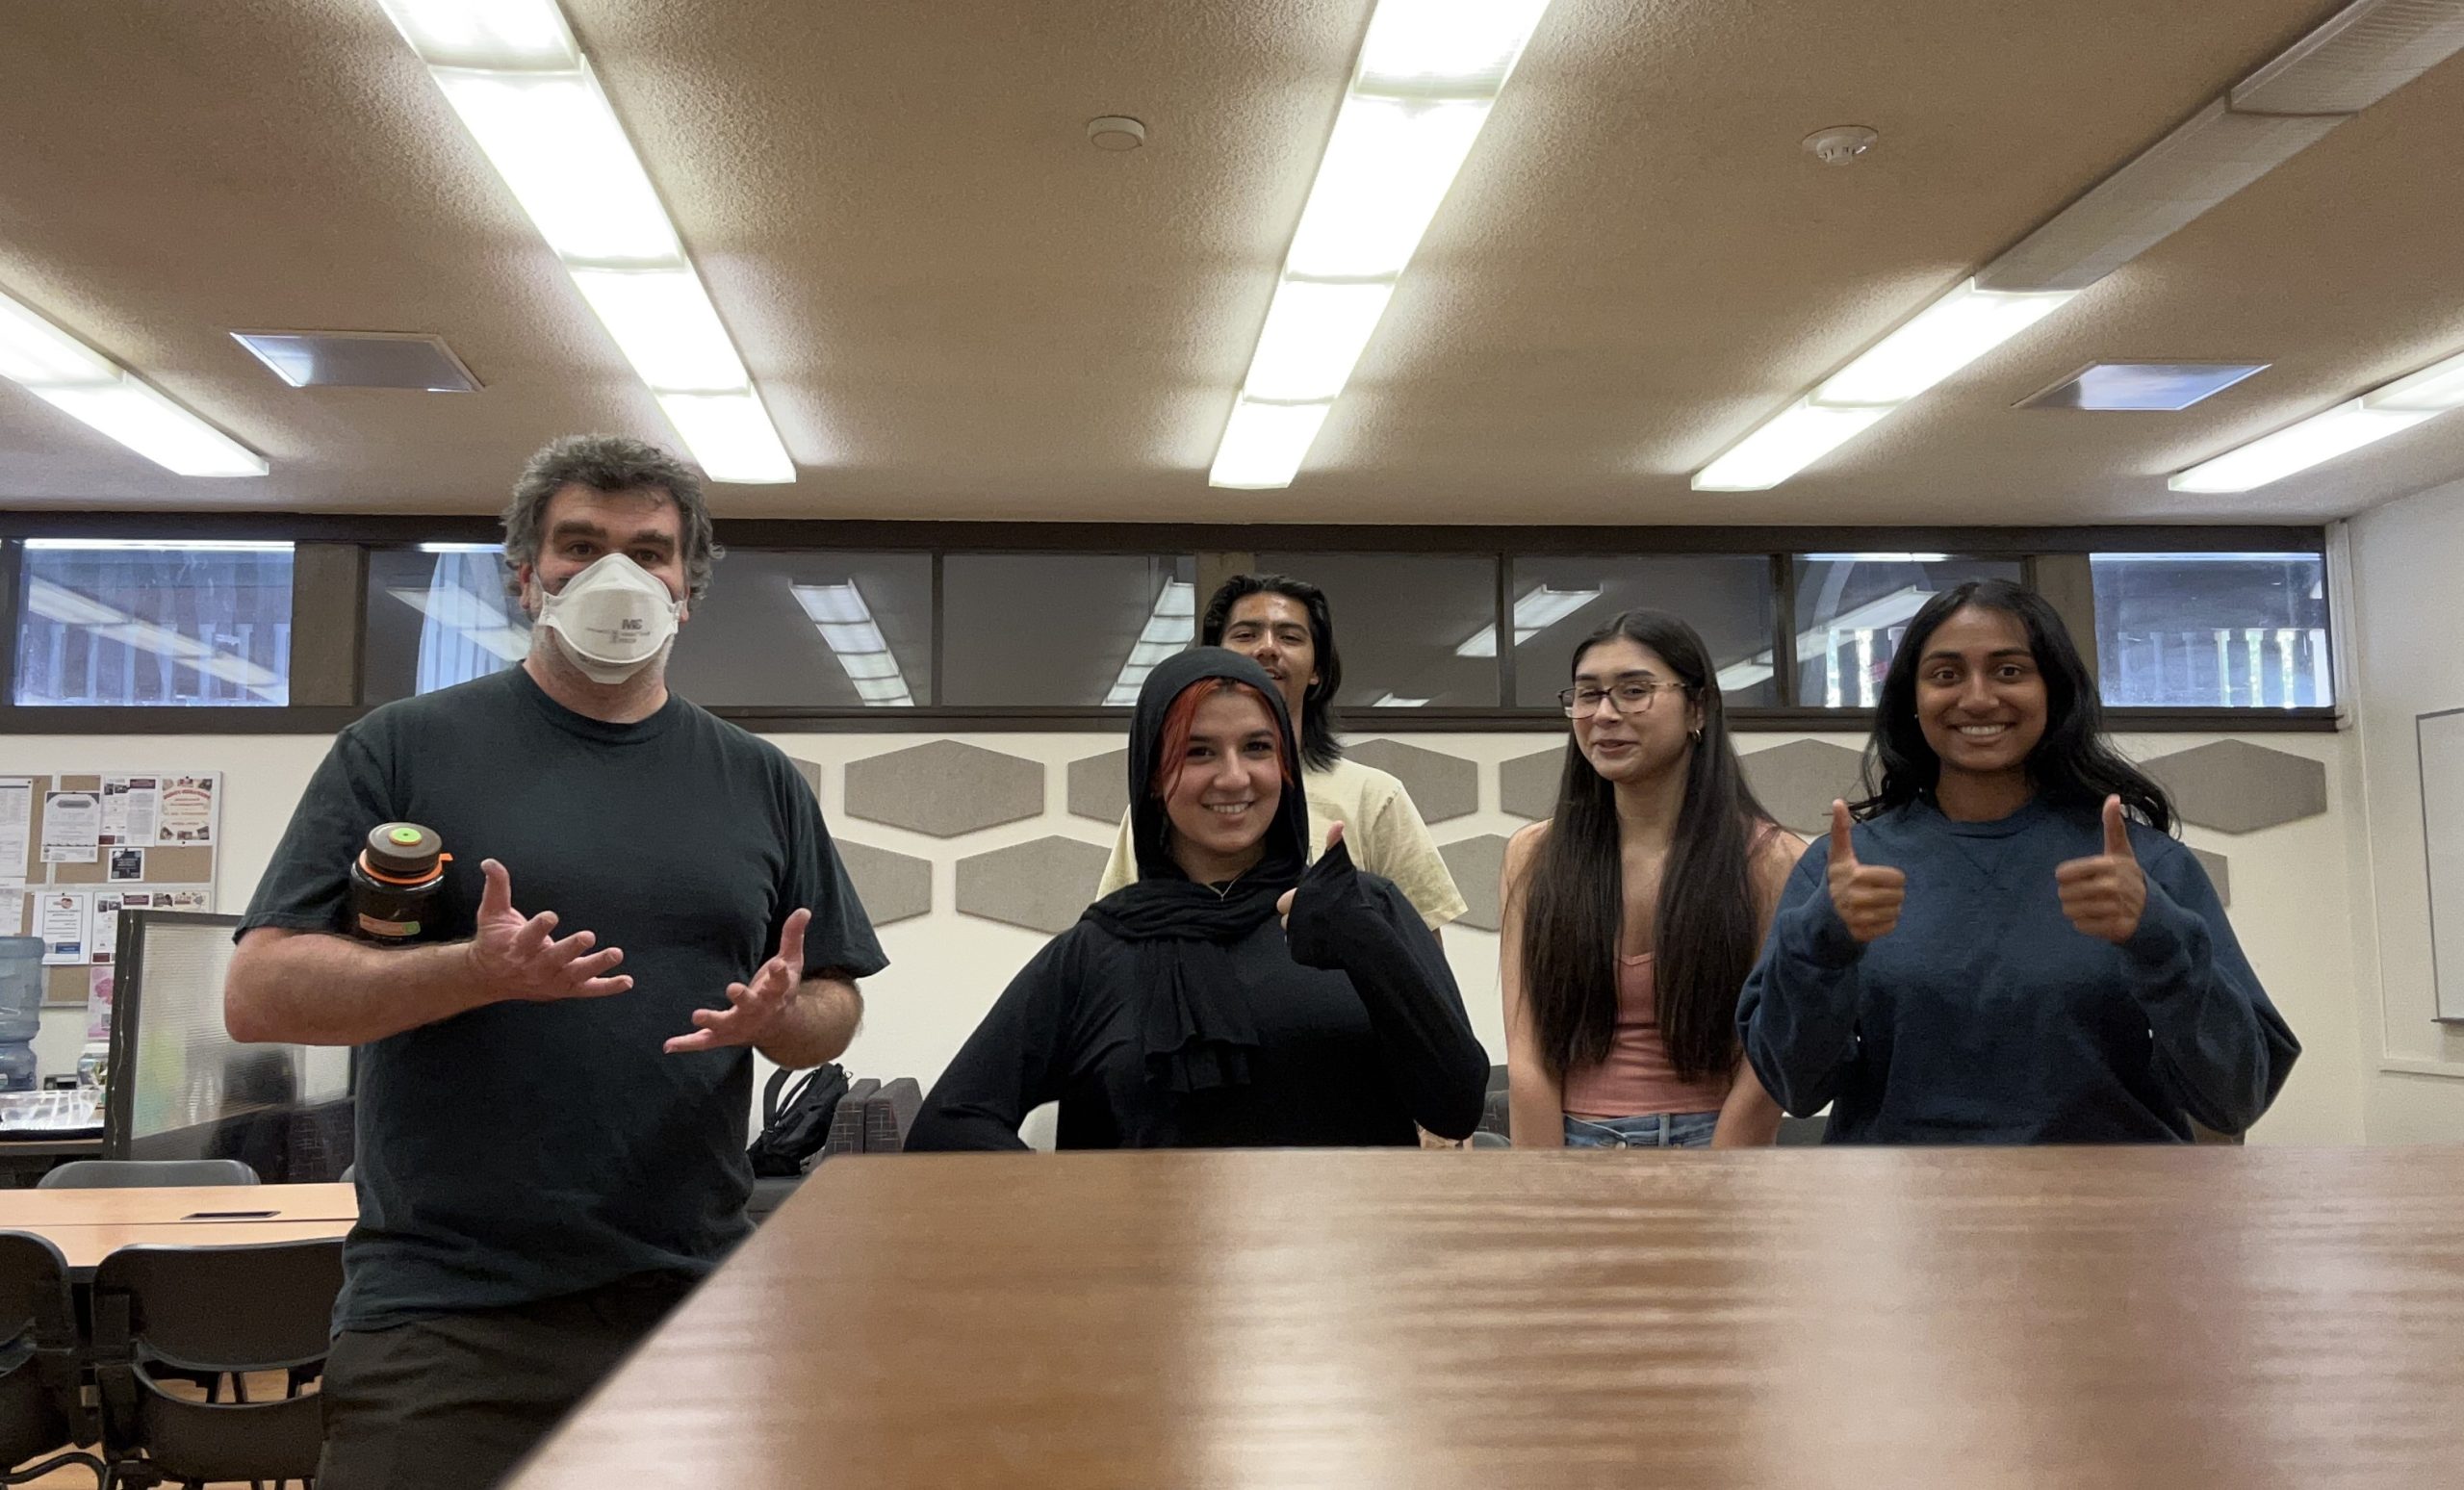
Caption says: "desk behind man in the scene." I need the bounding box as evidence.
[223,435,886,1490]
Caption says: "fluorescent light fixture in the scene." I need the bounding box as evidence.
[1208,0,1554,488]
[1716,584,1934,692]
[23,578,127,628]
[1817,281,2077,406]
[2368,346,2464,410]
[1455,583,1602,656]
[791,582,915,706]
[1802,552,1951,563]
[1210,401,1333,489]
[655,391,794,484]
[0,287,266,476]
[1282,99,1495,280]
[374,0,579,70]
[1370,692,1433,707]
[2169,399,2436,493]
[25,539,292,552]
[1694,281,2069,492]
[571,268,750,394]
[1693,398,1892,491]
[428,66,680,265]
[1105,580,1196,706]
[383,2,795,481]
[0,295,119,387]
[1240,281,1396,402]
[29,380,270,477]
[417,542,504,553]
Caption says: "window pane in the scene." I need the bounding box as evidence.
[364,547,935,708]
[362,546,525,703]
[1793,553,2023,709]
[1246,552,1501,707]
[941,554,1194,706]
[2092,552,2331,708]
[13,540,294,706]
[1509,556,1777,706]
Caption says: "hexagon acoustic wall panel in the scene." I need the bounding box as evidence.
[956,836,1112,935]
[1066,749,1131,826]
[845,741,1043,838]
[2188,845,2231,907]
[834,839,933,926]
[1439,834,1512,933]
[1741,740,1868,835]
[2141,742,2326,835]
[1345,740,1477,825]
[1499,747,1566,821]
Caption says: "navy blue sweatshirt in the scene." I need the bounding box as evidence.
[1737,794,2299,1143]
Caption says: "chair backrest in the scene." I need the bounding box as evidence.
[91,1238,343,1374]
[1775,1115,1829,1146]
[38,1157,260,1189]
[0,1230,92,1459]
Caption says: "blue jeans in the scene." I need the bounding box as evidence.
[1563,1112,1720,1148]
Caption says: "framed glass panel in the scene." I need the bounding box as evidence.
[363,547,935,708]
[940,553,1195,706]
[1792,553,2023,709]
[1508,555,1777,706]
[2092,552,2331,708]
[1245,552,1502,707]
[13,540,294,706]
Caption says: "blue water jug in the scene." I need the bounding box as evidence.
[0,938,43,1092]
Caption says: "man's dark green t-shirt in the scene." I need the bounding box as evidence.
[241,667,886,1332]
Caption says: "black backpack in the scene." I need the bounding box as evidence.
[747,1063,851,1177]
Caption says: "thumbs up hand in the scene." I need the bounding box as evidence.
[1825,800,1906,943]
[2056,796,2147,943]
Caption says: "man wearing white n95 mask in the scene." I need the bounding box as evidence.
[224,434,886,1490]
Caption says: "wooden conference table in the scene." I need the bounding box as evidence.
[0,1180,355,1274]
[509,1145,2464,1489]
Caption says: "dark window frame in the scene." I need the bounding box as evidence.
[0,518,2336,734]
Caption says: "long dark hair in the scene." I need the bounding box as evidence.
[1852,578,2173,831]
[1513,610,1778,1083]
[1199,574,1345,771]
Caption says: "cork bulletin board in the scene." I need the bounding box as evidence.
[0,774,221,1010]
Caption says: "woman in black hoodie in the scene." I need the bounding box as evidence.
[907,648,1488,1149]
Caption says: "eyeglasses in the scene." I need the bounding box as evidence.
[1557,680,1688,718]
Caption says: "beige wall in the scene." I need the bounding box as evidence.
[2337,481,2464,1143]
[1,719,2370,1144]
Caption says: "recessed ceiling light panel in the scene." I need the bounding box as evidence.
[231,331,481,392]
[2019,361,2269,411]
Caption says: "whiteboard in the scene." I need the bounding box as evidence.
[2417,709,2464,1021]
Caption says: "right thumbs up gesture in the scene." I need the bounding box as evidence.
[1826,801,1906,943]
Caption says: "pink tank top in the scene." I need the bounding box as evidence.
[1559,952,1733,1119]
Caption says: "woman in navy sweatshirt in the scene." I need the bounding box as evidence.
[1736,579,2299,1143]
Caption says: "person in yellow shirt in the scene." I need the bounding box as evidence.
[1095,575,1467,933]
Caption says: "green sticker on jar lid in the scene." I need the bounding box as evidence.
[388,827,424,846]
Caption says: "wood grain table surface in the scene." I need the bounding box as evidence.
[507,1145,2464,1489]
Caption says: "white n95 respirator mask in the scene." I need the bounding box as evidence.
[530,553,684,684]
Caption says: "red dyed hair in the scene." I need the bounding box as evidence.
[1155,679,1295,800]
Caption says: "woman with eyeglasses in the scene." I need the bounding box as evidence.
[1736,579,2299,1143]
[1500,610,1800,1149]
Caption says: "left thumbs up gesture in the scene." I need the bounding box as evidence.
[2056,796,2147,943]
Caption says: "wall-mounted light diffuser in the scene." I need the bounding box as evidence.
[1209,0,1554,489]
[377,0,793,483]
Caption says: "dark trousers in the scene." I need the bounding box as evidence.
[317,1274,693,1490]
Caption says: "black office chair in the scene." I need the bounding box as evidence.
[0,1231,105,1487]
[38,1159,260,1191]
[1476,1065,1511,1143]
[90,1238,343,1490]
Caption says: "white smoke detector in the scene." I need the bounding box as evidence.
[1803,126,1879,166]
[1087,116,1147,152]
